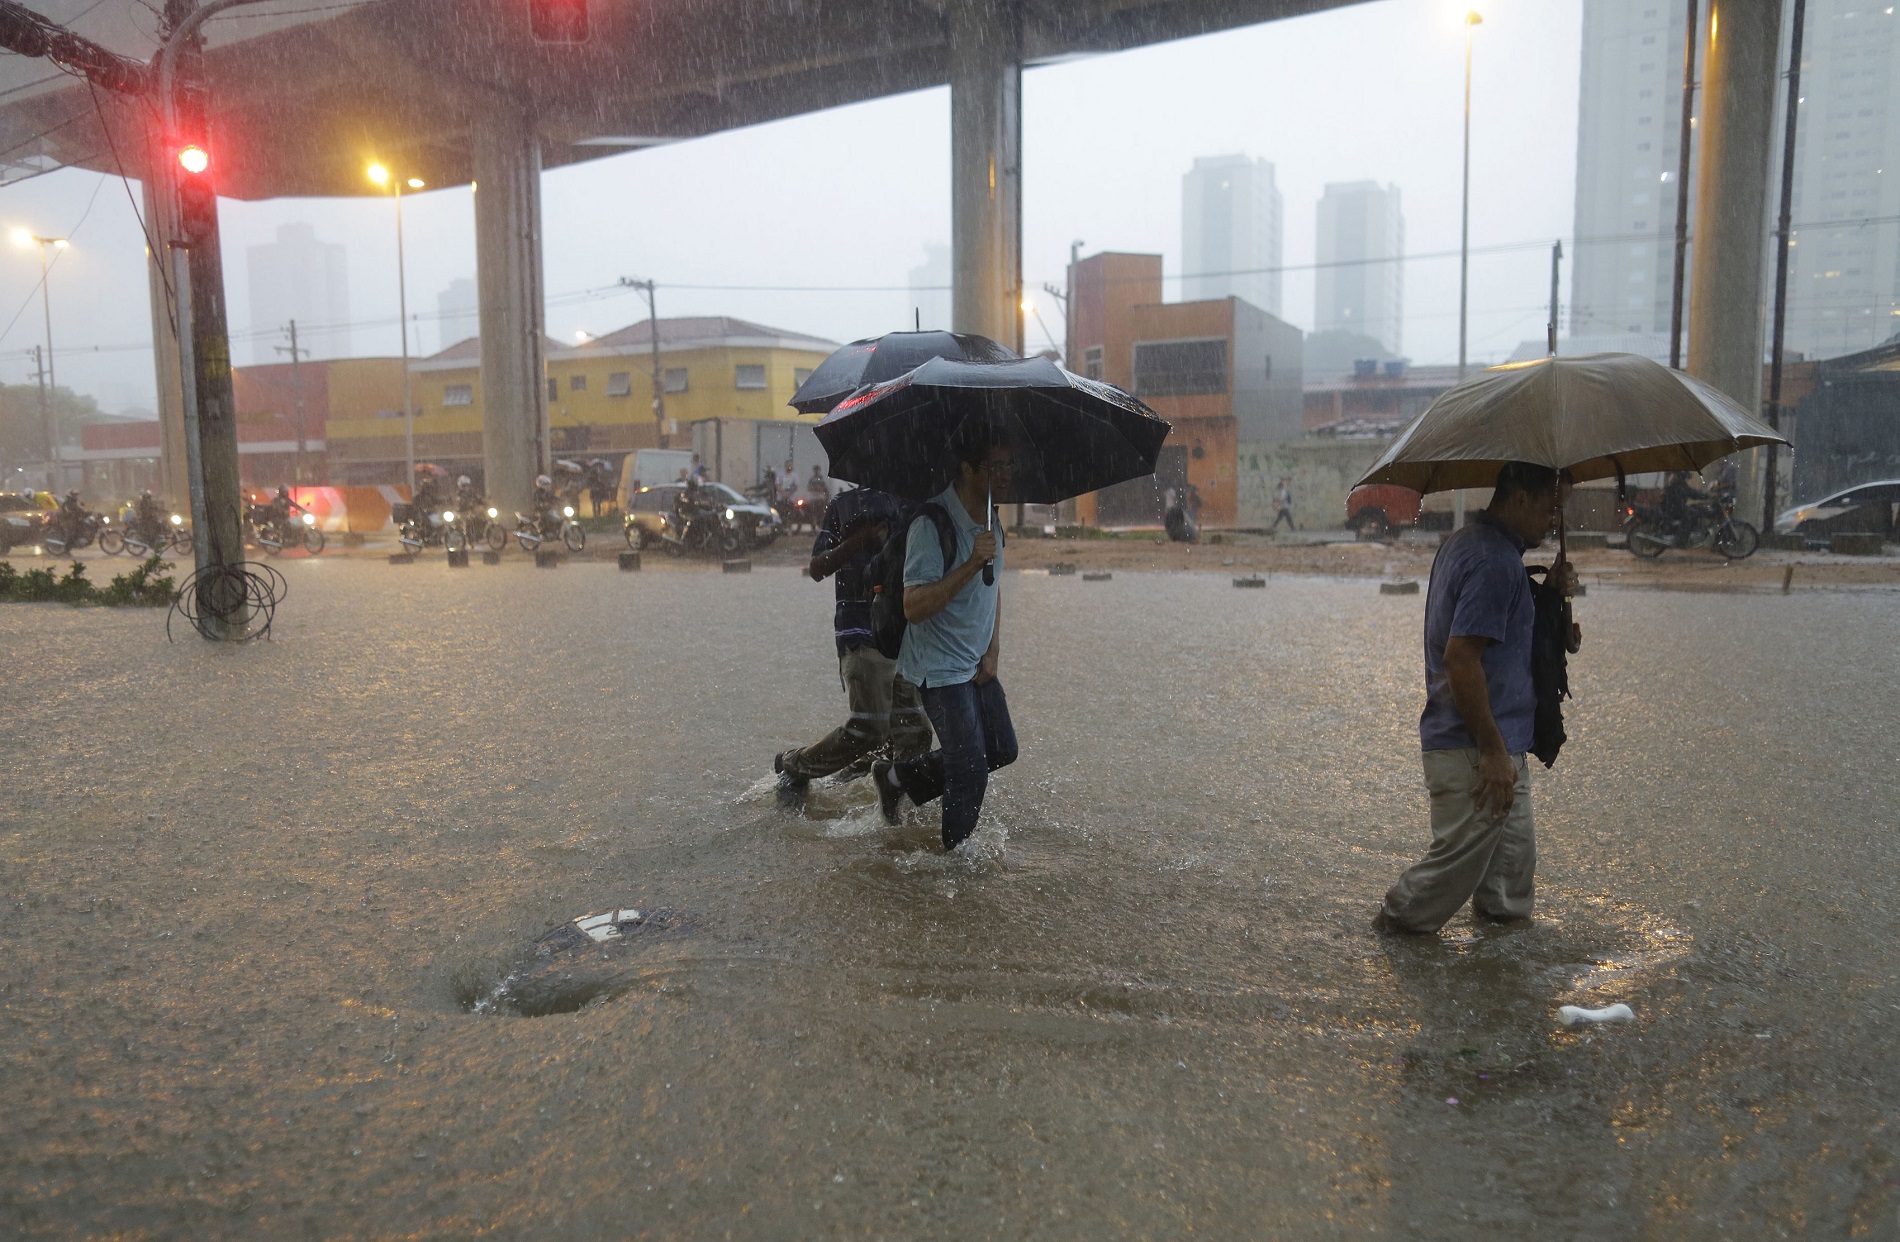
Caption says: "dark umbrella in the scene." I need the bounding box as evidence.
[790,330,1018,415]
[814,355,1172,506]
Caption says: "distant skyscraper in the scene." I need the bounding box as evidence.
[1182,154,1283,315]
[246,222,348,365]
[908,244,952,332]
[1573,0,1900,361]
[1315,181,1404,354]
[436,277,478,354]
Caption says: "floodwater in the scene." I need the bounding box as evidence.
[1,556,1896,1238]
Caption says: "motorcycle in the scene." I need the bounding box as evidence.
[443,504,510,554]
[1625,494,1759,560]
[100,509,191,558]
[513,504,587,554]
[248,507,326,556]
[394,501,451,553]
[658,502,742,558]
[41,508,99,556]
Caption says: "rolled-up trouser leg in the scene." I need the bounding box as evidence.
[778,647,899,780]
[1380,749,1535,933]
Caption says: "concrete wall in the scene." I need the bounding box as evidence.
[1231,299,1304,442]
[1237,437,1391,528]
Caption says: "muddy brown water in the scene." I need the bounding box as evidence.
[0,557,1895,1238]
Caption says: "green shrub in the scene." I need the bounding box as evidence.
[0,556,174,608]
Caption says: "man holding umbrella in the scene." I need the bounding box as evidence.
[1375,462,1576,934]
[873,431,1017,851]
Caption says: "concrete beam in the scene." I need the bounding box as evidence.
[1687,0,1783,514]
[472,99,548,512]
[950,0,1023,350]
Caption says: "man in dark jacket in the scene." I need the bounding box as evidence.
[774,486,932,811]
[1375,461,1577,934]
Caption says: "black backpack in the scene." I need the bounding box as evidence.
[865,504,958,660]
[1525,565,1575,768]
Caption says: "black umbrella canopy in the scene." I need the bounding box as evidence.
[814,355,1172,505]
[789,331,1019,414]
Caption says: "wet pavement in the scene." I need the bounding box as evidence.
[0,556,1896,1238]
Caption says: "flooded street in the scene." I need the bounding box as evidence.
[2,558,1896,1238]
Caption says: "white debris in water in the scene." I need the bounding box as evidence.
[1558,1003,1635,1026]
[575,909,644,942]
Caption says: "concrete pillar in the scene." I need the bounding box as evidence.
[949,0,1023,351]
[472,100,548,511]
[141,169,190,510]
[1687,0,1783,517]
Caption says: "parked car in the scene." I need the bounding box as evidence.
[1345,484,1422,540]
[624,481,782,550]
[1773,479,1900,538]
[0,492,44,552]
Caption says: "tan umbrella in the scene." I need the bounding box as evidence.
[1356,352,1789,494]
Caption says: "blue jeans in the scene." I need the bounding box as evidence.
[896,678,1019,850]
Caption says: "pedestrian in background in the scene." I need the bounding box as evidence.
[875,433,1018,852]
[773,486,931,808]
[1375,460,1576,934]
[1271,476,1296,531]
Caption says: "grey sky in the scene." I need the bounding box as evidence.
[0,0,1581,414]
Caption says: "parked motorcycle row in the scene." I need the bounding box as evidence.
[395,501,587,555]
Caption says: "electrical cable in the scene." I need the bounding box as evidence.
[167,557,285,642]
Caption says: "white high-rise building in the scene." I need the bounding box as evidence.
[1182,154,1283,316]
[246,222,348,365]
[436,277,478,354]
[1315,181,1404,354]
[1572,0,1900,361]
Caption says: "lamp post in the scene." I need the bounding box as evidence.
[1455,8,1482,528]
[13,230,69,486]
[369,163,424,492]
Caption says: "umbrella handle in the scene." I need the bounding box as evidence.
[982,483,994,586]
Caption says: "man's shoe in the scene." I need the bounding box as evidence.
[871,759,905,825]
[775,771,808,809]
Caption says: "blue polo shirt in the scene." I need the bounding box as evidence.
[897,485,1001,689]
[1419,510,1536,753]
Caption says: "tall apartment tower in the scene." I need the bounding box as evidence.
[1315,181,1404,354]
[1182,154,1284,316]
[1573,0,1900,360]
[246,222,349,365]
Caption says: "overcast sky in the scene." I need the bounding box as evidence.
[0,0,1582,414]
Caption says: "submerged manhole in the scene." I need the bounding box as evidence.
[470,907,693,1017]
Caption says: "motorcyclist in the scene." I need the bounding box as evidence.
[265,485,301,527]
[133,488,164,541]
[1660,470,1706,536]
[455,474,481,514]
[55,489,85,540]
[531,473,563,535]
[412,468,443,515]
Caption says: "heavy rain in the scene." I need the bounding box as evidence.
[1,0,1898,1237]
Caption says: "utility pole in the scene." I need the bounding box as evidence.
[159,0,258,635]
[1547,240,1562,357]
[1764,0,1808,532]
[1668,0,1700,370]
[30,344,49,483]
[274,319,308,483]
[622,278,666,448]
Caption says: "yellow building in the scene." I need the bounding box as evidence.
[323,316,838,486]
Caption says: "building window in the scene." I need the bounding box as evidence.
[1132,339,1228,397]
[569,374,587,392]
[664,367,689,393]
[1083,346,1104,380]
[443,383,473,407]
[547,378,559,402]
[794,367,814,387]
[735,364,767,390]
[607,371,632,397]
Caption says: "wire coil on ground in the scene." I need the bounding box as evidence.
[167,560,288,642]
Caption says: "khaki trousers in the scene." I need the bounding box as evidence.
[1380,749,1536,933]
[779,646,930,780]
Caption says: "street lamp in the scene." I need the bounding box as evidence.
[13,230,69,487]
[1455,8,1481,528]
[368,162,426,492]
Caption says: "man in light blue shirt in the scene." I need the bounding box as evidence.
[874,435,1018,851]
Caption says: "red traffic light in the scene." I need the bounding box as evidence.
[178,144,209,175]
[529,0,588,43]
